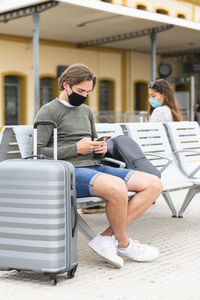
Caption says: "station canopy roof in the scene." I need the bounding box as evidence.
[1,0,200,56]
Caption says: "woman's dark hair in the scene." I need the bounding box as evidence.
[58,63,96,91]
[147,79,182,121]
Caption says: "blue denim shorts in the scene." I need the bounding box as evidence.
[75,165,135,198]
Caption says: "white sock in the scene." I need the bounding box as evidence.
[118,241,131,251]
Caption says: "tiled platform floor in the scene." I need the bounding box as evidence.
[0,189,200,300]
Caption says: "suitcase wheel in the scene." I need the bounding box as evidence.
[67,266,77,279]
[48,274,57,286]
[51,278,57,286]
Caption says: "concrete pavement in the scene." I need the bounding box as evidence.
[0,189,200,300]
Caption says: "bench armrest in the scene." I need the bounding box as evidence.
[144,152,173,174]
[100,157,126,168]
[174,150,200,178]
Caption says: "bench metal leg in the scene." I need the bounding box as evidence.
[162,191,177,217]
[77,214,96,241]
[178,187,199,218]
[0,129,13,161]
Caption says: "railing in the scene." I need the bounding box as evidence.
[180,109,189,121]
[93,109,190,123]
[93,111,147,123]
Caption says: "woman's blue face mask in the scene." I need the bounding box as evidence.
[149,95,162,108]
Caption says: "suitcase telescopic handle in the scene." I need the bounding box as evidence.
[34,120,57,129]
[33,120,57,160]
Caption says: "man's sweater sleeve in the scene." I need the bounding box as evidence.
[34,106,77,160]
[90,110,98,140]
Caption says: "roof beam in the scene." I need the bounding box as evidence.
[177,0,200,6]
[77,24,174,48]
[162,48,200,57]
[0,1,59,23]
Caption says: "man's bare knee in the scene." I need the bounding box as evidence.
[93,174,128,201]
[127,171,162,194]
[148,176,163,194]
[108,179,128,203]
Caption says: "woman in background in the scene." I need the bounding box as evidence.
[147,79,182,122]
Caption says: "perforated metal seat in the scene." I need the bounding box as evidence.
[95,122,124,138]
[165,121,200,216]
[125,122,200,217]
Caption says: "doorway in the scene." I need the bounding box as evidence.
[134,81,148,111]
[40,77,57,107]
[99,80,114,111]
[4,76,19,125]
[98,80,115,122]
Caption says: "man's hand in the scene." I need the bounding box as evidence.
[77,138,107,155]
[93,139,107,155]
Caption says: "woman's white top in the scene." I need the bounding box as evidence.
[149,105,173,122]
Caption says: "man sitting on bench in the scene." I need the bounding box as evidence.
[34,63,163,268]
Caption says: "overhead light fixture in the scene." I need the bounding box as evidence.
[76,15,119,27]
[77,23,85,27]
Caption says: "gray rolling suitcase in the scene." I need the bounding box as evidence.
[0,120,78,285]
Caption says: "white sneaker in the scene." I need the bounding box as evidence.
[88,234,124,268]
[118,239,159,262]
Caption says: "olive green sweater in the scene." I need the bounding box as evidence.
[34,99,98,167]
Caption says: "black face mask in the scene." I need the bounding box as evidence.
[68,91,87,107]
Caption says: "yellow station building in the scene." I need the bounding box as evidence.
[1,0,200,126]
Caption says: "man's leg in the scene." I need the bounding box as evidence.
[115,171,162,263]
[92,174,130,247]
[87,173,129,267]
[93,171,163,246]
[126,171,163,225]
[76,167,130,267]
[89,170,162,267]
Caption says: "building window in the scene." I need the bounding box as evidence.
[40,77,56,107]
[4,76,19,125]
[134,81,148,111]
[97,80,115,122]
[99,80,114,111]
[156,9,168,15]
[177,13,186,19]
[136,4,147,10]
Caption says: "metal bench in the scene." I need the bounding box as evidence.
[124,122,200,218]
[164,121,200,217]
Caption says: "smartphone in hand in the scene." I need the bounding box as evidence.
[97,136,111,141]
